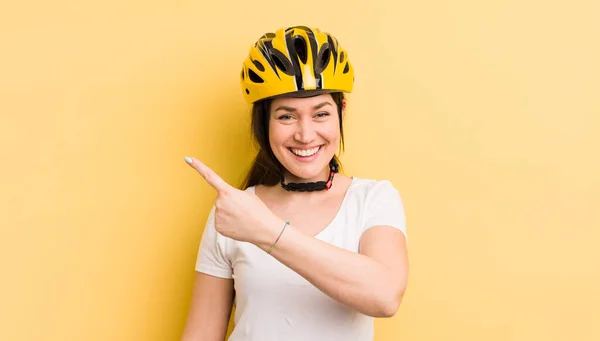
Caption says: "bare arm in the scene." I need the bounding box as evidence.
[257,222,408,318]
[181,272,234,341]
[182,157,407,319]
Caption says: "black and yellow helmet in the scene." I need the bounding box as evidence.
[240,26,354,104]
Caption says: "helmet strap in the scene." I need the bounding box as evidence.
[280,158,339,192]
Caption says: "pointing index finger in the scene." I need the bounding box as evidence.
[185,156,231,193]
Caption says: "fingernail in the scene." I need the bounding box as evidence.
[184,156,192,164]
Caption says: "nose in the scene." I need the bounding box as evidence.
[294,118,317,144]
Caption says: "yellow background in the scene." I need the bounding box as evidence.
[1,0,599,340]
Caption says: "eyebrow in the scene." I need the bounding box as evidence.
[274,101,333,112]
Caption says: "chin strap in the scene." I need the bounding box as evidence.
[280,158,339,192]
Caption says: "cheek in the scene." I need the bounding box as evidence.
[322,123,341,143]
[268,123,289,149]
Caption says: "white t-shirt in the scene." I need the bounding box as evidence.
[195,177,407,341]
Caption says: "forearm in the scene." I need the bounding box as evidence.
[256,219,405,318]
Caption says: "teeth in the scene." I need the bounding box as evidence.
[291,146,320,157]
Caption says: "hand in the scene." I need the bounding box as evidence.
[184,156,282,246]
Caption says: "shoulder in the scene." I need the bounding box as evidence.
[244,185,258,194]
[349,177,402,200]
[350,177,407,237]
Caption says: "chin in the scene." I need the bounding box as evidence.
[277,147,333,181]
[283,161,323,178]
[288,168,322,180]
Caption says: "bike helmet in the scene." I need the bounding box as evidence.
[240,25,354,104]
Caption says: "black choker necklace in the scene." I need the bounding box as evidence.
[281,158,339,192]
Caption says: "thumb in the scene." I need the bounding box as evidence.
[184,156,231,193]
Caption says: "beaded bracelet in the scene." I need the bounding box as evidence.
[267,221,289,255]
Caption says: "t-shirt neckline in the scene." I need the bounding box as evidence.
[248,177,357,239]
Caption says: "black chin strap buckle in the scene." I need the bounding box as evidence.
[280,158,339,192]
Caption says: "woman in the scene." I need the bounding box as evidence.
[181,26,408,341]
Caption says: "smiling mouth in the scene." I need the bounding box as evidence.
[288,145,322,157]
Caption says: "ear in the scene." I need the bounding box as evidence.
[341,99,347,117]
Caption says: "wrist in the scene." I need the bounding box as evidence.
[256,217,288,252]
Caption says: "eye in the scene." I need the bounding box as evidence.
[278,114,293,120]
[315,112,330,118]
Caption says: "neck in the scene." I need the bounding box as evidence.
[275,174,350,200]
[282,166,330,184]
[279,158,339,193]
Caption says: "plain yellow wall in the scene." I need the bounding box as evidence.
[1,0,599,340]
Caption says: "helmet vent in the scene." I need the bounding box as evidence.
[293,36,308,64]
[252,60,265,72]
[270,49,294,76]
[343,62,350,74]
[248,69,264,83]
[315,44,331,74]
[340,51,345,63]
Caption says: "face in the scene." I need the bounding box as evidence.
[269,94,342,183]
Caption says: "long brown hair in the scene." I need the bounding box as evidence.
[240,92,346,190]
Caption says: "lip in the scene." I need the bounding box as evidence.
[288,145,323,162]
[288,145,323,151]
